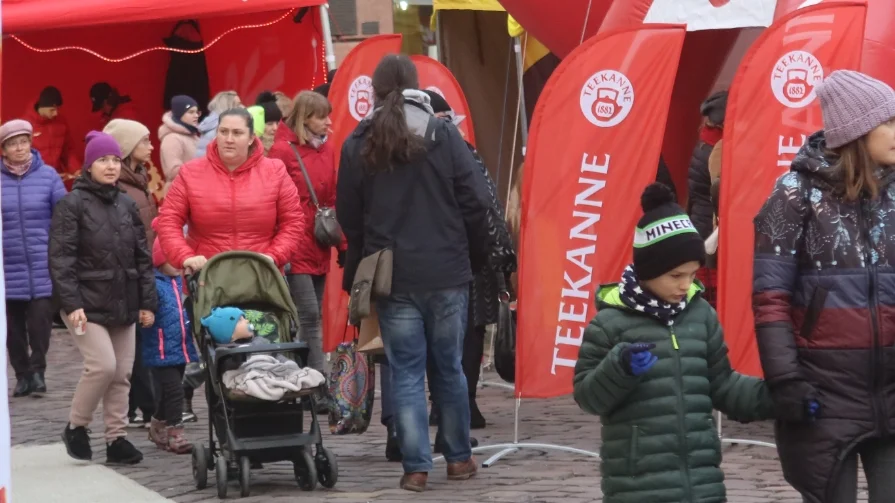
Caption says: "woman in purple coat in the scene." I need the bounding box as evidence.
[1,119,66,397]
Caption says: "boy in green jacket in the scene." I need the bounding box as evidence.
[573,183,775,503]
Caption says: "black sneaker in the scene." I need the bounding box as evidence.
[62,424,92,461]
[386,421,402,462]
[126,417,147,429]
[433,432,478,454]
[182,410,197,423]
[470,399,486,430]
[106,437,143,465]
[13,377,32,397]
[31,372,47,396]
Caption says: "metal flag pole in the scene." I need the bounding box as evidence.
[433,398,600,467]
[320,3,337,70]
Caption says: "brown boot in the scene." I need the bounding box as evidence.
[165,425,193,454]
[148,418,167,449]
[447,457,478,481]
[399,472,428,492]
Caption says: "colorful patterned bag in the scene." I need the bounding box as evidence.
[328,339,375,434]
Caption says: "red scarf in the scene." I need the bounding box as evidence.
[700,125,723,147]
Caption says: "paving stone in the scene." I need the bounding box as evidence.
[6,330,871,501]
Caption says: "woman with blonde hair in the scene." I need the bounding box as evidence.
[267,91,335,381]
[196,90,241,158]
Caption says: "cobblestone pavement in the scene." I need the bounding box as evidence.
[7,331,868,502]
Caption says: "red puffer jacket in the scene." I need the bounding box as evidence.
[156,137,304,269]
[267,122,339,275]
[23,108,79,189]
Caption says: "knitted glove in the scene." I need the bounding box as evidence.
[621,343,658,376]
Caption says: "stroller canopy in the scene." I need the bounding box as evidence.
[192,251,298,342]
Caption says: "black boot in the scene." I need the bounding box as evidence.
[62,424,92,461]
[433,431,479,454]
[182,399,197,423]
[386,421,402,462]
[106,437,143,465]
[13,376,32,397]
[470,398,486,430]
[31,372,47,395]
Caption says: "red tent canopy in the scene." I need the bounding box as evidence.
[3,0,322,33]
[2,0,327,196]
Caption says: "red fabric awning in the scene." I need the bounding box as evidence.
[3,0,325,33]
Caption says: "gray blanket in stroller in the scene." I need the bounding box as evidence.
[222,355,325,401]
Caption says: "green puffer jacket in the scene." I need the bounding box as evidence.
[573,283,775,503]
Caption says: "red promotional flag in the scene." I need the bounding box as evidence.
[410,55,477,146]
[322,34,403,353]
[515,25,686,399]
[718,1,867,377]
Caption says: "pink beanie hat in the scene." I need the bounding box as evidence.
[816,70,895,148]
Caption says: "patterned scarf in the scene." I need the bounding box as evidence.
[618,265,687,327]
[4,152,33,177]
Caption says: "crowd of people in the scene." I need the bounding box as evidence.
[5,51,895,502]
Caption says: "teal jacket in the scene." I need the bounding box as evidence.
[573,283,774,503]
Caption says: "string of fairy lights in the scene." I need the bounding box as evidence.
[9,8,330,88]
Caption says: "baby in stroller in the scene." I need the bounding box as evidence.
[188,252,337,498]
[202,307,325,400]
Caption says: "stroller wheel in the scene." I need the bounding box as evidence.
[238,456,251,497]
[192,444,208,489]
[293,449,318,491]
[216,456,229,498]
[315,447,338,489]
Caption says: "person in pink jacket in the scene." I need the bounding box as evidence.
[159,95,200,194]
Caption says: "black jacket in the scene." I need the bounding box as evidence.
[687,141,715,239]
[337,99,491,294]
[49,176,157,326]
[468,144,516,327]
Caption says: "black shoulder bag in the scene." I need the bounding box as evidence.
[289,142,344,248]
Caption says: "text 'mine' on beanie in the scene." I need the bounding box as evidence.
[633,183,706,281]
[83,131,122,170]
[103,119,150,159]
[816,70,895,149]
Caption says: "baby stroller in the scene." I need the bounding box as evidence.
[187,251,337,498]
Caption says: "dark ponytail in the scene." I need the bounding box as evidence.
[361,55,424,172]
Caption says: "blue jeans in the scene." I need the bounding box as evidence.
[377,287,471,473]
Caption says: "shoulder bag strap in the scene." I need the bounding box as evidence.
[288,142,320,208]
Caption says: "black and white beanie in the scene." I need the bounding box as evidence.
[633,183,705,280]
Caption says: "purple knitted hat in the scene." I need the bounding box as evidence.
[816,70,895,149]
[83,131,122,170]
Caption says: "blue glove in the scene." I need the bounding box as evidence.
[621,343,658,376]
[805,399,821,422]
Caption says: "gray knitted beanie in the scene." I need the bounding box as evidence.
[816,70,895,148]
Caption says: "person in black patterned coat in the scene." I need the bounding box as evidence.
[424,90,517,430]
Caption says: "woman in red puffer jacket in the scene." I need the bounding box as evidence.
[156,108,304,275]
[267,91,337,376]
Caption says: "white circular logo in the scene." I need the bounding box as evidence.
[579,70,634,128]
[348,75,374,121]
[770,50,824,108]
[425,85,445,98]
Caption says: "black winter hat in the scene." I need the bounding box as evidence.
[423,89,451,114]
[170,95,198,118]
[700,90,728,126]
[633,183,705,280]
[260,101,282,124]
[255,90,277,105]
[37,86,63,109]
